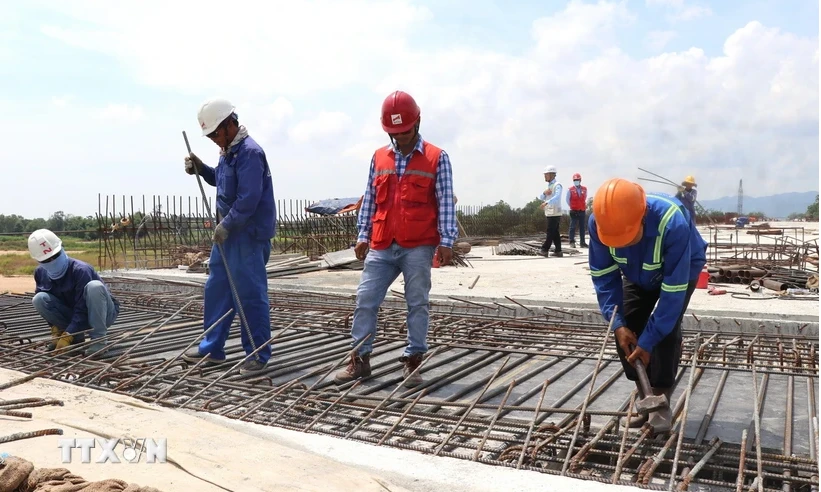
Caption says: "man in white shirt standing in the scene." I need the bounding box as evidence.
[539,166,563,257]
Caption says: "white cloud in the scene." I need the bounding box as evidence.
[289,111,353,145]
[646,30,677,51]
[93,103,145,122]
[646,0,712,22]
[37,0,433,98]
[0,1,817,218]
[672,5,712,21]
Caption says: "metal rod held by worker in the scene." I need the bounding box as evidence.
[182,130,260,361]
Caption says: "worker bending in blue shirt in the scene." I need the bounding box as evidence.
[28,229,120,357]
[183,99,276,375]
[588,178,707,433]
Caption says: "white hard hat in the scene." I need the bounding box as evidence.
[28,229,62,262]
[197,98,235,136]
[543,165,557,174]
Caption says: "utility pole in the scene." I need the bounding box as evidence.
[737,179,743,216]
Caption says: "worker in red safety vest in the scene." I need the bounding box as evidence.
[334,91,459,388]
[565,173,588,248]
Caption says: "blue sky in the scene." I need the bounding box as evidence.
[0,0,818,218]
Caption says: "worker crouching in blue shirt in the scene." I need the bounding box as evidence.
[28,229,120,357]
[587,178,708,434]
[182,99,276,375]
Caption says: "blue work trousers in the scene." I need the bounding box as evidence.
[351,243,436,357]
[32,280,119,342]
[200,231,272,363]
[568,210,587,245]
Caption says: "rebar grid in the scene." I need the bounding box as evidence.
[0,286,817,492]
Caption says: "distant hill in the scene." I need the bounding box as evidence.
[698,191,818,219]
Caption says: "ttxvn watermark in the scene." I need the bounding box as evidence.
[58,438,167,464]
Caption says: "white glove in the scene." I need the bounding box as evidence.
[184,154,204,175]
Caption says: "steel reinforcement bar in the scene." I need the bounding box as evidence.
[0,285,817,492]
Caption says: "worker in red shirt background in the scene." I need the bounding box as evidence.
[566,173,588,248]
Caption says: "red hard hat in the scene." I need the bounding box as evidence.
[381,91,420,134]
[573,173,582,180]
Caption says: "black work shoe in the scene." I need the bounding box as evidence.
[551,251,564,257]
[580,243,588,248]
[334,353,372,384]
[400,353,424,387]
[239,359,267,375]
[182,347,225,364]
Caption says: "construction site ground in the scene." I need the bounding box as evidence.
[0,367,643,492]
[1,220,817,492]
[93,222,820,323]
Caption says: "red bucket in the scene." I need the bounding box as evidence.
[696,270,709,289]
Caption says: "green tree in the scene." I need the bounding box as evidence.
[806,195,819,221]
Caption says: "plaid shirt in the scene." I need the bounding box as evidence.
[357,136,458,248]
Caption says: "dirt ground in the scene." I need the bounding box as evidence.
[0,275,35,293]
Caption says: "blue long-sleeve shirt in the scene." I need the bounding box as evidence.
[34,258,114,335]
[588,193,708,352]
[538,180,563,209]
[199,135,276,239]
[356,136,459,248]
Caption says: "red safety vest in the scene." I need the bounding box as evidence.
[568,185,587,211]
[370,143,441,250]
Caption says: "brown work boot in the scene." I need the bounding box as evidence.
[648,388,673,434]
[334,353,371,384]
[400,353,424,387]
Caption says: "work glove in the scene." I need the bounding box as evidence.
[54,332,74,354]
[49,325,62,341]
[212,223,229,244]
[184,153,205,175]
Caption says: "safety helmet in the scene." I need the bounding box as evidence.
[197,99,235,136]
[573,173,582,180]
[593,178,647,248]
[28,229,62,262]
[381,91,420,134]
[682,175,697,187]
[543,165,557,174]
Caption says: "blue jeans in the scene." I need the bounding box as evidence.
[200,231,272,363]
[569,210,587,245]
[351,243,436,357]
[32,280,119,342]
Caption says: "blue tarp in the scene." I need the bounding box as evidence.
[305,197,362,216]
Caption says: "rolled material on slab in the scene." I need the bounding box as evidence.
[761,278,788,292]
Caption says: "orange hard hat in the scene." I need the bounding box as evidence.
[381,91,420,134]
[593,178,647,247]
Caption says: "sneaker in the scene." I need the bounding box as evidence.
[239,359,267,375]
[334,353,371,384]
[551,251,564,258]
[538,250,550,257]
[182,347,225,364]
[570,242,576,248]
[580,243,588,248]
[400,353,424,388]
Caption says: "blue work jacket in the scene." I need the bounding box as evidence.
[200,135,276,240]
[34,258,116,335]
[588,193,708,352]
